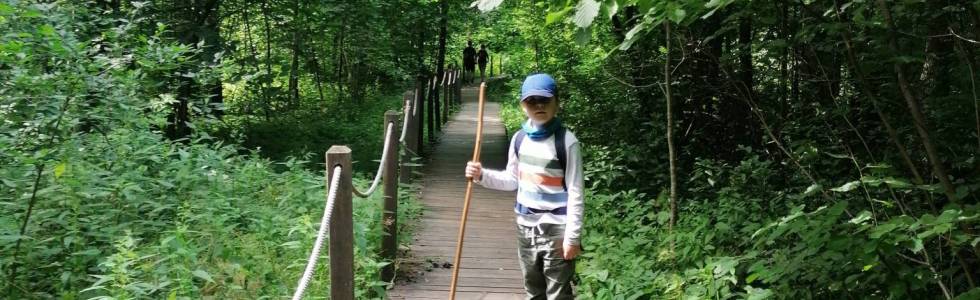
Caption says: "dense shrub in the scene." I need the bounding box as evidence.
[0,3,420,299]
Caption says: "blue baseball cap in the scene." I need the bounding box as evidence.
[520,73,557,102]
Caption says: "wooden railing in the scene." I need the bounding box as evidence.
[304,69,462,300]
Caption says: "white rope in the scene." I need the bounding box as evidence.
[291,165,343,300]
[413,83,422,117]
[399,99,411,143]
[353,121,394,198]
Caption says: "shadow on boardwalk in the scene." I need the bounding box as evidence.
[388,84,525,299]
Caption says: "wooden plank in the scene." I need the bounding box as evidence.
[391,85,527,297]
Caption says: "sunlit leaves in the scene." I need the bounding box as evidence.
[573,0,600,28]
[470,0,504,12]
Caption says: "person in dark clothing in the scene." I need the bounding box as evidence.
[477,44,489,82]
[463,40,476,84]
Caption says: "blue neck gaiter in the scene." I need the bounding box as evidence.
[522,118,562,141]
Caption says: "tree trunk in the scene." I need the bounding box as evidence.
[665,22,678,231]
[435,0,448,131]
[875,0,959,203]
[262,0,274,119]
[201,0,222,119]
[735,15,757,149]
[288,0,302,108]
[166,0,221,139]
[832,0,926,187]
[241,4,262,118]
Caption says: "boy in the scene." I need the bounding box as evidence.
[465,73,583,299]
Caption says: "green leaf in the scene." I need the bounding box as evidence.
[745,286,773,300]
[830,181,860,192]
[869,223,898,239]
[603,1,619,20]
[0,3,13,15]
[574,26,591,46]
[911,238,924,253]
[573,0,601,28]
[803,183,822,197]
[669,7,687,24]
[595,269,609,281]
[546,7,573,25]
[849,211,872,224]
[705,0,729,8]
[617,21,648,51]
[54,162,66,179]
[192,269,214,283]
[38,24,56,37]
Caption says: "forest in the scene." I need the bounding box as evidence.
[2,0,979,299]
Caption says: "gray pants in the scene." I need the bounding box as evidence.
[517,223,575,300]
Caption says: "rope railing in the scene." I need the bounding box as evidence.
[354,121,395,198]
[287,69,462,299]
[291,165,343,300]
[399,99,411,142]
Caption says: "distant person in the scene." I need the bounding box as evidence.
[477,44,489,82]
[463,40,476,84]
[465,73,582,299]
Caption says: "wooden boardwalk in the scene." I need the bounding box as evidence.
[388,85,526,299]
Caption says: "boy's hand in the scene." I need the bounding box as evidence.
[562,242,581,260]
[465,161,482,181]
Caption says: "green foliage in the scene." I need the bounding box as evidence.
[576,155,979,299]
[0,2,423,298]
[470,0,979,298]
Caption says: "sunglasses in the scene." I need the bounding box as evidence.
[524,96,553,105]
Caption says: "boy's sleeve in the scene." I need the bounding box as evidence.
[564,138,585,246]
[476,133,519,191]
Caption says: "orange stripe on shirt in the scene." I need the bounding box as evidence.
[520,171,564,187]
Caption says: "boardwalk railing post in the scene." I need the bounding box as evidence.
[382,111,400,282]
[437,72,444,132]
[415,75,426,154]
[455,71,462,105]
[427,75,437,142]
[451,70,457,107]
[327,146,354,300]
[442,71,450,123]
[401,91,416,185]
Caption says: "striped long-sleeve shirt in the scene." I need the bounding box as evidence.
[477,130,584,245]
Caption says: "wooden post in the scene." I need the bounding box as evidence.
[490,56,494,77]
[381,111,400,282]
[427,75,437,142]
[434,75,440,130]
[445,70,452,109]
[401,91,416,185]
[450,70,457,107]
[456,70,462,105]
[416,75,426,153]
[327,146,354,300]
[443,71,450,122]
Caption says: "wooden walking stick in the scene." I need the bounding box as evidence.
[449,82,486,299]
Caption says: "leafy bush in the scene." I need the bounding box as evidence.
[574,154,979,299]
[0,3,421,299]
